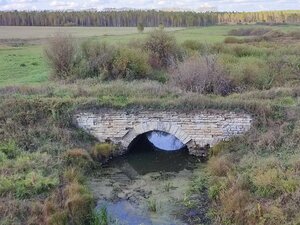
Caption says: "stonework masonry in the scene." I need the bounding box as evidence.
[74,109,252,156]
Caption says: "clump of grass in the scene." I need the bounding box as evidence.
[64,148,94,171]
[0,140,20,159]
[219,184,251,224]
[44,168,95,225]
[207,156,233,177]
[91,143,115,161]
[209,140,232,157]
[163,182,174,192]
[0,170,58,199]
[0,151,7,163]
[147,198,158,213]
[92,207,109,225]
[63,167,85,183]
[64,181,94,224]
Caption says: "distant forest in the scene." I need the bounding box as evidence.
[0,10,300,27]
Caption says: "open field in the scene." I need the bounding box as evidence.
[0,26,184,41]
[0,24,300,86]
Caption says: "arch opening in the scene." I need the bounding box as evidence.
[122,130,197,175]
[128,130,187,153]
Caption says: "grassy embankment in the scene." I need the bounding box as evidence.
[0,25,300,225]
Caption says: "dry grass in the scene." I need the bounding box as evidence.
[91,143,115,161]
[64,148,94,171]
[207,156,233,177]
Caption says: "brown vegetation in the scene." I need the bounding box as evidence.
[168,55,235,95]
[44,34,77,79]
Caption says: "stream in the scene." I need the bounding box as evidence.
[89,131,202,225]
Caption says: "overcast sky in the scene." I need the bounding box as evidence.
[1,0,300,12]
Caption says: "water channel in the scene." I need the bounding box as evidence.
[89,131,203,225]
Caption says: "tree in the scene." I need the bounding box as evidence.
[145,30,179,68]
[137,23,144,33]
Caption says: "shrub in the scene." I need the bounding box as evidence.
[44,34,78,79]
[111,48,152,80]
[181,40,205,51]
[228,28,272,36]
[224,37,243,44]
[229,45,265,57]
[145,30,180,68]
[267,54,300,87]
[262,30,285,39]
[168,55,235,95]
[137,23,144,33]
[290,31,300,39]
[149,70,168,83]
[228,56,270,90]
[81,41,116,78]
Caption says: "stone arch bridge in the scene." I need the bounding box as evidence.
[74,109,252,156]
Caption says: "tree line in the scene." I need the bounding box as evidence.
[0,10,299,27]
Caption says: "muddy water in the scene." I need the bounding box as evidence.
[89,132,202,225]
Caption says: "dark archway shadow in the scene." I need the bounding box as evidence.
[123,131,198,175]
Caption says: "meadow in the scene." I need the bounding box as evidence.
[1,24,300,225]
[0,24,299,86]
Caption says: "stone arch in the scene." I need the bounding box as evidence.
[120,121,193,151]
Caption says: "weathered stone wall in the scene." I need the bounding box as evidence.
[74,110,252,156]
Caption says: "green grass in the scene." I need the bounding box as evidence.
[0,24,300,87]
[173,24,300,43]
[0,46,48,86]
